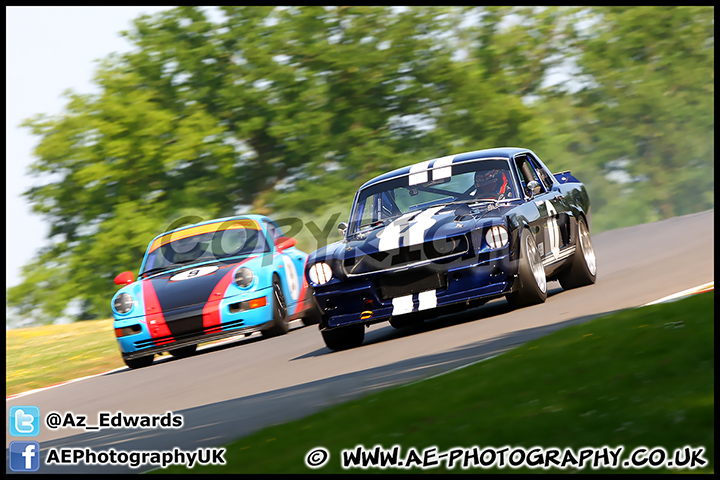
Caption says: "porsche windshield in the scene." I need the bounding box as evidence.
[349,158,518,234]
[140,225,269,276]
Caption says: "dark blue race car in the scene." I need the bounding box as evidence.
[111,215,320,368]
[305,147,597,351]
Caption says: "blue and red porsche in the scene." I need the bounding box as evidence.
[305,147,597,351]
[111,215,320,368]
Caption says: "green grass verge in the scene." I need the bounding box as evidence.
[5,320,247,397]
[155,292,714,474]
[6,319,123,397]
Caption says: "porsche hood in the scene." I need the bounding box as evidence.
[143,263,237,312]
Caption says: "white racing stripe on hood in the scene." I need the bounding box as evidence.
[376,205,446,252]
[377,211,416,252]
[407,206,444,246]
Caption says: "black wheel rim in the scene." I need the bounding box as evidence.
[274,282,287,319]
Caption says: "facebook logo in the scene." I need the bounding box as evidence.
[9,441,41,472]
[9,405,40,437]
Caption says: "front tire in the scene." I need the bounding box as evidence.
[558,217,597,290]
[169,344,197,359]
[321,324,365,351]
[123,355,154,369]
[506,228,547,309]
[389,312,425,329]
[262,274,290,338]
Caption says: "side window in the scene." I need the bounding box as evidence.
[265,221,283,243]
[513,154,545,195]
[527,154,554,191]
[357,195,377,227]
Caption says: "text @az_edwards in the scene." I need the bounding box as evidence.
[44,410,182,430]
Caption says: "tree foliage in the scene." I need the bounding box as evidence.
[7,6,713,324]
[544,6,714,227]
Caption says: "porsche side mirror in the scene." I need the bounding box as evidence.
[275,236,297,252]
[338,222,348,237]
[114,271,135,286]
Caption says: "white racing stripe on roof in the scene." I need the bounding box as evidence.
[408,160,433,186]
[431,155,455,180]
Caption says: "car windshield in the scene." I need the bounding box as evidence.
[349,158,517,234]
[140,223,269,277]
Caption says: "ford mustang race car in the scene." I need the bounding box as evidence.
[306,147,597,351]
[111,215,320,368]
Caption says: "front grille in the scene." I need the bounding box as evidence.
[376,268,447,300]
[134,318,246,349]
[344,234,469,275]
[166,315,204,338]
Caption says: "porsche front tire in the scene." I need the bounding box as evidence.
[123,355,154,369]
[262,274,290,338]
[169,344,197,359]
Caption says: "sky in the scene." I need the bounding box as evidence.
[5,6,176,290]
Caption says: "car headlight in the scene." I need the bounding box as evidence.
[485,225,509,249]
[113,293,134,314]
[308,262,333,286]
[234,267,254,288]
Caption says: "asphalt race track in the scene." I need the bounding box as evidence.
[5,210,714,473]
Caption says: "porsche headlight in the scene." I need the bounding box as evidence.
[485,225,509,250]
[234,267,254,288]
[113,293,134,314]
[308,262,333,286]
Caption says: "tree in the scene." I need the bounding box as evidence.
[547,6,714,227]
[10,6,536,322]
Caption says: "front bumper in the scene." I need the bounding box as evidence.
[114,287,273,359]
[315,252,517,330]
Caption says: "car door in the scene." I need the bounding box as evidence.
[525,153,575,274]
[512,153,566,271]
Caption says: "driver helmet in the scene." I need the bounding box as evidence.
[474,168,507,197]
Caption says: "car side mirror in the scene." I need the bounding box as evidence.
[275,236,297,252]
[114,271,134,285]
[526,180,542,197]
[338,222,348,237]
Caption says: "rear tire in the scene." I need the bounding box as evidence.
[558,217,597,290]
[262,274,290,338]
[506,228,547,309]
[321,324,365,351]
[301,304,322,326]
